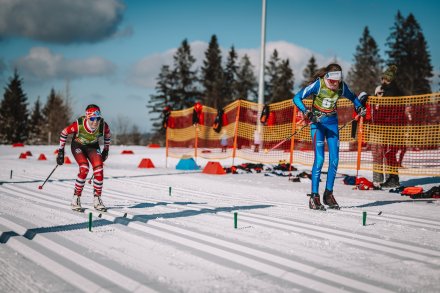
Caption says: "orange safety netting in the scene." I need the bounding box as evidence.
[166,93,440,176]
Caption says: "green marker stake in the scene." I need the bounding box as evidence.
[89,212,92,232]
[363,211,367,226]
[169,187,172,196]
[10,170,13,179]
[234,212,238,229]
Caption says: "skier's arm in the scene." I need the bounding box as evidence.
[341,82,362,108]
[293,79,320,113]
[59,121,78,150]
[101,122,111,162]
[103,122,111,150]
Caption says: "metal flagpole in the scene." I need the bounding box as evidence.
[256,0,267,135]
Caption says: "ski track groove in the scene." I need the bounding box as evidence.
[114,176,440,228]
[15,172,440,228]
[0,185,342,292]
[0,223,110,293]
[1,183,397,293]
[0,187,159,293]
[46,177,440,255]
[2,184,436,292]
[9,175,440,259]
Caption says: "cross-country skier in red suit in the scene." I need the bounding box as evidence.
[57,104,111,211]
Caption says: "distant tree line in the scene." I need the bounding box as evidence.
[0,70,72,145]
[0,71,146,145]
[149,11,434,136]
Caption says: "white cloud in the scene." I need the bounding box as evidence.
[14,47,116,80]
[0,0,125,43]
[129,40,352,90]
[128,41,208,88]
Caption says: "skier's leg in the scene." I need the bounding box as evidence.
[71,143,89,209]
[325,123,339,192]
[86,148,106,210]
[86,148,103,195]
[71,143,90,195]
[322,123,341,209]
[311,124,325,194]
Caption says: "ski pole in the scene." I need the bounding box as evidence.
[38,164,58,189]
[338,115,361,131]
[265,123,309,153]
[88,174,94,184]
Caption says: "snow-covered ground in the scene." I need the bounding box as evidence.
[1,145,439,293]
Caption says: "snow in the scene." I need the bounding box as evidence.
[1,144,439,293]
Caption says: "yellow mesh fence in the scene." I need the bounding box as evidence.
[166,93,440,176]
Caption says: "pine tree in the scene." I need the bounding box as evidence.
[28,97,46,144]
[264,49,281,103]
[173,39,200,109]
[236,54,257,101]
[224,46,239,105]
[0,70,29,144]
[271,59,294,103]
[265,50,294,103]
[148,65,176,134]
[42,88,70,145]
[386,11,433,94]
[346,26,382,95]
[301,56,318,88]
[201,35,225,109]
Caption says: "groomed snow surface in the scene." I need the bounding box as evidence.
[1,145,439,293]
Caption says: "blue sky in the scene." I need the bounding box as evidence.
[1,0,439,133]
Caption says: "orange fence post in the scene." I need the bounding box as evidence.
[165,126,169,168]
[356,117,364,178]
[232,100,241,166]
[194,125,198,162]
[289,106,298,170]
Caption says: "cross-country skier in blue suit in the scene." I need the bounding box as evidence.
[293,63,366,210]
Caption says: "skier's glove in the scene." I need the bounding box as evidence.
[56,149,64,165]
[305,110,320,123]
[356,106,367,117]
[101,148,109,162]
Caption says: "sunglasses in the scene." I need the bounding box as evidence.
[89,116,102,122]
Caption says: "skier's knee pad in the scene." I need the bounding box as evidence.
[77,164,89,179]
[92,165,103,181]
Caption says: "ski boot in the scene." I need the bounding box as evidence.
[93,195,107,212]
[323,189,340,210]
[309,193,326,211]
[71,195,82,211]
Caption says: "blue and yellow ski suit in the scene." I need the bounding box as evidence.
[293,78,362,194]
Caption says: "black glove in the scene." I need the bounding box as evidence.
[56,149,64,165]
[305,110,320,123]
[101,148,109,162]
[356,106,367,117]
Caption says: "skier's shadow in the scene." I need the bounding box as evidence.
[345,198,438,209]
[127,201,206,209]
[129,204,272,223]
[0,203,272,244]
